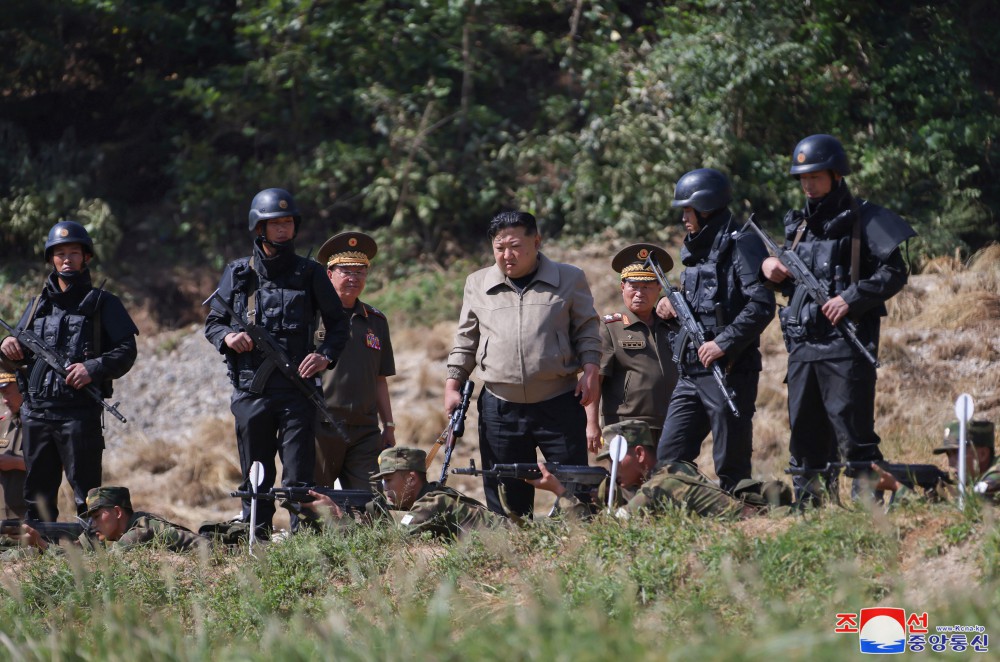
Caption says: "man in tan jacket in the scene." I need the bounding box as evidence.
[445,210,601,516]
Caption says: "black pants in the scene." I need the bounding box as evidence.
[21,414,104,521]
[231,389,316,530]
[786,357,882,498]
[656,370,758,491]
[478,389,588,516]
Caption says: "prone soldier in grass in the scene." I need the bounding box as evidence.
[874,420,997,503]
[304,446,506,538]
[531,420,791,520]
[19,486,206,553]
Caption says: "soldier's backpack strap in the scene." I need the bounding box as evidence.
[849,196,862,284]
[22,290,45,333]
[246,255,259,324]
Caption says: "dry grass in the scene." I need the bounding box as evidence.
[968,242,1000,272]
[914,289,1000,330]
[85,241,1000,529]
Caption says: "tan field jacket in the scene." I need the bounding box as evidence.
[447,253,601,403]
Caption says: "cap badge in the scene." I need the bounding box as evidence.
[59,228,69,237]
[279,199,288,209]
[348,237,358,247]
[637,248,649,259]
[796,152,806,163]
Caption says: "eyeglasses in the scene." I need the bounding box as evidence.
[623,280,659,290]
[335,267,369,278]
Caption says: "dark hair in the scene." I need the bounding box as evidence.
[488,210,537,239]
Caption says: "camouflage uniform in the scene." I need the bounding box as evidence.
[973,462,1000,504]
[80,486,206,552]
[91,512,206,552]
[893,419,997,506]
[556,462,747,520]
[374,446,508,537]
[392,482,507,538]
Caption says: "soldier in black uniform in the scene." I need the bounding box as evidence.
[585,244,679,450]
[313,231,397,490]
[761,135,914,502]
[1,221,138,520]
[205,188,348,532]
[655,169,775,491]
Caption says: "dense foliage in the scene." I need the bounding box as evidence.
[2,0,998,271]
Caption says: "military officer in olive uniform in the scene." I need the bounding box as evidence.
[306,446,507,538]
[0,363,27,518]
[205,188,349,533]
[585,244,679,451]
[313,231,397,490]
[1,221,138,521]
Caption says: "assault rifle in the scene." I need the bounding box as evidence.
[784,462,952,491]
[0,518,87,543]
[230,487,376,515]
[205,290,348,438]
[744,217,880,368]
[0,317,127,424]
[453,460,609,500]
[426,380,475,484]
[642,253,740,418]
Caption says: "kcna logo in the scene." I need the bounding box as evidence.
[835,607,989,654]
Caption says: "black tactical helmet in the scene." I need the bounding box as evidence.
[789,134,851,177]
[248,188,301,232]
[44,221,94,261]
[671,168,732,213]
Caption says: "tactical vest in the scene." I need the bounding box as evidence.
[23,287,109,407]
[675,220,758,371]
[228,255,318,391]
[778,203,888,349]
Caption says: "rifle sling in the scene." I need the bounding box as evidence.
[849,196,862,285]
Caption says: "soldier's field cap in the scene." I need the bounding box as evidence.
[372,446,426,479]
[82,486,133,517]
[317,231,378,270]
[596,419,657,459]
[611,243,672,282]
[934,420,996,454]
